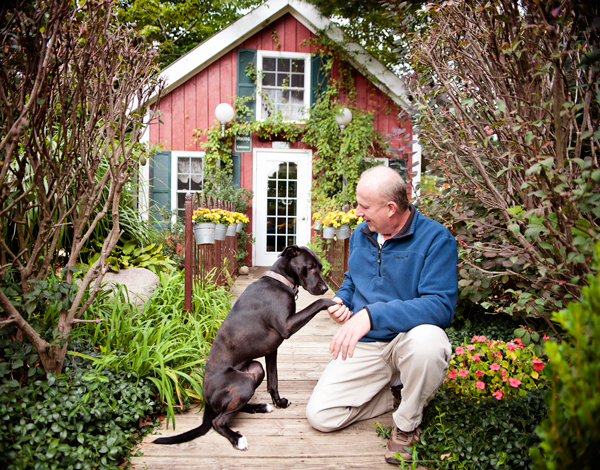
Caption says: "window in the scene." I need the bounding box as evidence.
[257,51,311,122]
[172,151,204,219]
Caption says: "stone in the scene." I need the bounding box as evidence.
[239,266,250,275]
[78,267,160,311]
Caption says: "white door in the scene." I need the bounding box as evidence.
[254,149,311,266]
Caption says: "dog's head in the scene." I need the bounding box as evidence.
[279,245,329,296]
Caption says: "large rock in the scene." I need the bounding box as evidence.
[101,268,160,309]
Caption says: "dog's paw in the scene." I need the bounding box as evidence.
[275,398,290,408]
[266,404,274,413]
[235,435,248,451]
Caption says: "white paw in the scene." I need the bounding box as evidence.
[265,404,274,413]
[235,435,248,451]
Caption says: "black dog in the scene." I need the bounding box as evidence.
[153,245,336,450]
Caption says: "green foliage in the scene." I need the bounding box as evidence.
[81,239,176,275]
[530,247,600,469]
[71,269,231,428]
[416,388,548,469]
[0,354,158,470]
[404,0,600,324]
[117,0,265,67]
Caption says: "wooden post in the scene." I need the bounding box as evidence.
[343,237,350,274]
[184,192,193,313]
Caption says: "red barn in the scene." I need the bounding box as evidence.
[140,0,419,267]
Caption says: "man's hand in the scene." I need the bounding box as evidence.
[329,308,371,361]
[327,297,352,324]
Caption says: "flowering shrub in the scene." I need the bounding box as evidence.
[317,209,363,228]
[443,335,549,399]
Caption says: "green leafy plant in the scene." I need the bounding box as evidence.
[0,353,158,470]
[81,239,176,275]
[70,269,231,428]
[530,245,600,469]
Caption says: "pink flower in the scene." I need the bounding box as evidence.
[459,369,469,378]
[503,377,507,382]
[490,363,501,371]
[471,335,479,343]
[532,359,545,372]
[506,342,517,351]
[475,370,484,377]
[466,345,476,351]
[496,351,502,358]
[471,354,481,362]
[448,369,457,379]
[501,369,507,377]
[477,335,487,343]
[543,334,549,340]
[476,381,485,389]
[455,346,465,355]
[492,390,503,400]
[509,378,522,388]
[514,338,525,348]
[488,339,495,348]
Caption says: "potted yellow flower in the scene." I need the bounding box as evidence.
[192,208,218,244]
[211,209,236,240]
[233,212,249,233]
[312,212,323,231]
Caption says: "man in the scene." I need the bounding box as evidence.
[306,165,458,465]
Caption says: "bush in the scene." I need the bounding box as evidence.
[530,256,600,468]
[416,388,548,469]
[0,352,158,470]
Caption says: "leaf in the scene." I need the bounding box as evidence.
[508,224,520,236]
[122,240,137,255]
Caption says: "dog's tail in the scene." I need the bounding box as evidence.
[153,403,216,445]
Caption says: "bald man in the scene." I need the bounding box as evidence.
[306,166,458,465]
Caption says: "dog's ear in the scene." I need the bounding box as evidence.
[279,245,300,258]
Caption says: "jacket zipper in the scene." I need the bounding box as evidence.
[365,232,383,277]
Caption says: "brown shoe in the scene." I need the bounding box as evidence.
[391,384,403,409]
[384,425,421,465]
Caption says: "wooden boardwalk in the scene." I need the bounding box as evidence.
[131,267,398,469]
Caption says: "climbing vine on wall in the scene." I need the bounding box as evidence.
[198,37,396,211]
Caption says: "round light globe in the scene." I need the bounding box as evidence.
[334,107,352,128]
[215,103,235,124]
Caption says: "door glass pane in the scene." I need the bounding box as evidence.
[267,199,276,216]
[264,159,298,253]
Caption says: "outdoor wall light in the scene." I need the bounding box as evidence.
[334,107,352,134]
[215,103,235,137]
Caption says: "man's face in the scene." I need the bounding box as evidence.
[355,181,390,234]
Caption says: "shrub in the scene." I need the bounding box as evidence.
[530,258,600,468]
[416,388,548,469]
[0,353,158,470]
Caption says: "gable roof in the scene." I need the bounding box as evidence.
[148,0,411,110]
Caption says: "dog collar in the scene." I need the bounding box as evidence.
[263,271,298,298]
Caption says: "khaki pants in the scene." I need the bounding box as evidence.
[306,324,452,433]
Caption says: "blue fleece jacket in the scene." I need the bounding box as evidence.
[336,205,458,342]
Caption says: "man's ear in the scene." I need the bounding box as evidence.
[279,245,300,258]
[387,201,398,217]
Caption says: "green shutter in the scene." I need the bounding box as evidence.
[310,54,330,107]
[149,151,171,229]
[237,49,257,122]
[231,153,241,188]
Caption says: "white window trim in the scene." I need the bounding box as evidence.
[171,150,205,218]
[256,50,312,123]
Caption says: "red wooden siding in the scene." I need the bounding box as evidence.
[150,12,412,197]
